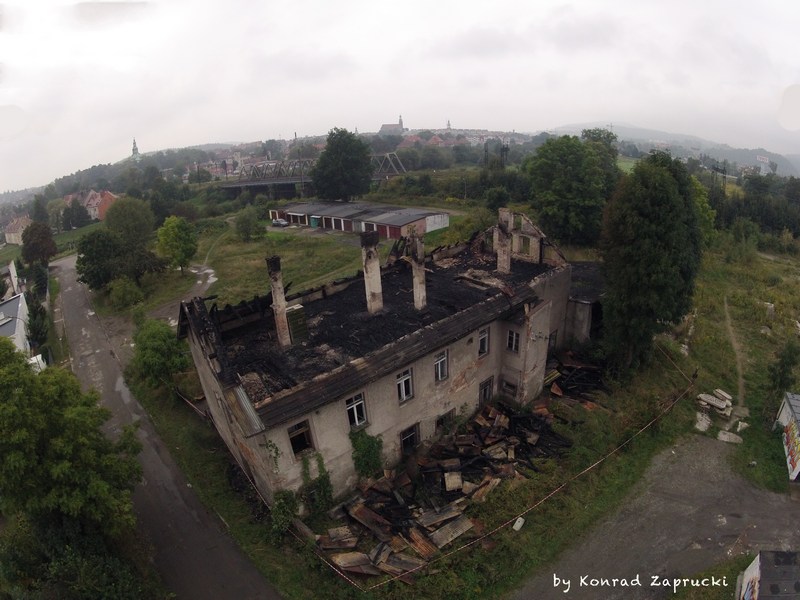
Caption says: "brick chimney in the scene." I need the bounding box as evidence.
[266,256,292,348]
[410,234,427,311]
[494,208,512,274]
[361,231,384,314]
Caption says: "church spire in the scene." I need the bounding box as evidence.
[132,138,140,162]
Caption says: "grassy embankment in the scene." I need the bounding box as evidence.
[125,223,796,599]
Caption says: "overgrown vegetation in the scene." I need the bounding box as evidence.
[349,429,384,479]
[300,454,334,517]
[0,338,165,598]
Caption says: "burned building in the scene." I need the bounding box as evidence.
[179,210,590,503]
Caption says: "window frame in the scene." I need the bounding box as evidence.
[287,420,314,456]
[345,392,367,429]
[507,329,520,353]
[478,327,490,357]
[434,350,449,382]
[479,376,494,405]
[400,423,420,455]
[397,368,414,403]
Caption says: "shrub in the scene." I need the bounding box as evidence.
[349,429,383,478]
[108,277,143,310]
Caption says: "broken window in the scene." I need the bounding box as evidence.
[501,379,518,397]
[507,330,520,353]
[434,350,448,382]
[397,368,414,403]
[435,409,455,434]
[346,393,367,428]
[287,420,313,456]
[400,423,419,455]
[479,377,494,405]
[478,328,490,357]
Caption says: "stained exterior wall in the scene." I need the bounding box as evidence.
[186,327,279,502]
[530,265,571,352]
[259,302,551,498]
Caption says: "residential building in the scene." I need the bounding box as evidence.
[4,216,32,245]
[179,210,592,504]
[0,293,29,355]
[64,189,118,221]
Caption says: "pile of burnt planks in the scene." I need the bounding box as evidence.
[320,403,572,581]
[546,351,608,407]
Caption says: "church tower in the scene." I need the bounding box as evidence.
[132,138,140,162]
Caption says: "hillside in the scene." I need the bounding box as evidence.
[554,122,798,176]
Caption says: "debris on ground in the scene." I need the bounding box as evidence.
[696,388,734,418]
[545,351,608,410]
[318,402,573,581]
[717,430,743,444]
[695,411,712,432]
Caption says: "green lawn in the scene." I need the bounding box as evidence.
[198,224,368,307]
[618,155,638,173]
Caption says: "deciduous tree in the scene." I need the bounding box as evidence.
[76,229,125,290]
[105,197,155,249]
[21,221,57,266]
[526,135,609,246]
[311,128,373,201]
[157,216,197,273]
[0,338,141,536]
[236,205,260,241]
[601,152,702,371]
[131,319,189,386]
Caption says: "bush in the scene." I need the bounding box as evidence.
[349,429,383,478]
[108,277,143,310]
[131,319,189,386]
[270,490,298,536]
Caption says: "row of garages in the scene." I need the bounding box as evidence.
[268,202,450,240]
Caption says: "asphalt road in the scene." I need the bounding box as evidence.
[52,255,281,600]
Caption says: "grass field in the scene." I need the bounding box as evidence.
[195,217,464,307]
[618,155,638,173]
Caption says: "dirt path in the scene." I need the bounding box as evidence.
[510,434,800,599]
[724,296,746,406]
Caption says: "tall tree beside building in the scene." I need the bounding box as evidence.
[311,128,373,202]
[526,135,610,246]
[602,152,702,371]
[21,221,57,267]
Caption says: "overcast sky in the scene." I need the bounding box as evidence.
[1,0,799,191]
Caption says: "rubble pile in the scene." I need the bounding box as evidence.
[546,351,608,407]
[319,403,572,581]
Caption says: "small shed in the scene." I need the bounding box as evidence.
[737,551,800,599]
[776,392,800,481]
